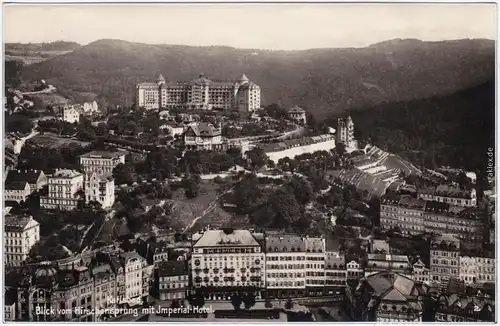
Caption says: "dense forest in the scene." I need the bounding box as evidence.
[20,38,494,117]
[335,80,495,174]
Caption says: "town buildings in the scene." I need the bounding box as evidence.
[418,184,477,207]
[262,134,336,163]
[347,271,428,322]
[15,262,95,321]
[5,169,47,192]
[424,203,484,241]
[40,169,84,210]
[4,181,31,203]
[182,122,222,151]
[380,193,485,241]
[62,106,80,124]
[136,73,261,112]
[430,234,460,284]
[191,229,266,300]
[84,172,115,209]
[4,215,40,267]
[265,234,307,298]
[435,293,494,322]
[287,106,307,125]
[79,151,127,177]
[82,101,100,116]
[157,261,189,301]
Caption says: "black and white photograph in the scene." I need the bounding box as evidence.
[2,2,497,323]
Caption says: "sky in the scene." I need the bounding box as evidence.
[4,3,497,50]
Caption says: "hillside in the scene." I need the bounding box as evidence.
[20,38,494,117]
[5,41,81,65]
[340,80,495,174]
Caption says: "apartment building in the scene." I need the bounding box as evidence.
[4,215,40,267]
[324,252,347,295]
[380,194,484,241]
[265,234,307,298]
[92,263,118,321]
[157,261,189,301]
[459,251,495,285]
[63,106,80,124]
[191,229,266,300]
[424,202,484,241]
[411,258,430,285]
[418,184,477,207]
[346,260,364,280]
[136,73,261,112]
[430,234,460,284]
[304,237,326,297]
[4,181,31,203]
[40,169,84,210]
[182,122,223,151]
[79,151,127,177]
[84,173,115,209]
[380,195,426,234]
[122,251,146,305]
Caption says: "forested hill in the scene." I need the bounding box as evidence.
[341,79,495,174]
[20,38,494,117]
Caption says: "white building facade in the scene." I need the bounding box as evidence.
[4,215,40,266]
[40,169,84,210]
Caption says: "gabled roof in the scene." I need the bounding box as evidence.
[186,122,221,137]
[240,73,249,82]
[5,180,29,191]
[5,215,39,232]
[6,169,44,184]
[383,288,408,302]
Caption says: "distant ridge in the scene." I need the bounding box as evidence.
[20,38,495,117]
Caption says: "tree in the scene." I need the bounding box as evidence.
[265,300,273,309]
[184,175,201,199]
[245,147,269,170]
[231,294,243,311]
[242,293,256,310]
[285,298,294,310]
[6,114,34,134]
[232,174,264,213]
[286,176,314,205]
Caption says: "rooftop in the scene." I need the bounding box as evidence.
[288,105,305,114]
[80,150,126,159]
[158,261,188,277]
[5,169,44,184]
[186,122,221,137]
[51,169,82,179]
[193,229,260,247]
[5,180,29,191]
[5,215,39,232]
[266,234,305,253]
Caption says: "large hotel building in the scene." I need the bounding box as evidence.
[136,73,261,112]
